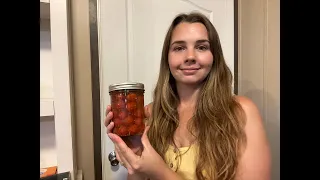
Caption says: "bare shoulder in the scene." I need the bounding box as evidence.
[234,95,271,180]
[234,95,265,126]
[234,95,260,116]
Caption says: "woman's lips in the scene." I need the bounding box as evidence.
[180,68,200,75]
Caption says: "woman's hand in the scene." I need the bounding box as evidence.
[104,105,151,156]
[108,126,170,180]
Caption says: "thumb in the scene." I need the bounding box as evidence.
[144,105,151,118]
[141,126,152,149]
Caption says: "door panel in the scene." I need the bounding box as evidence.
[98,0,234,179]
[238,0,280,179]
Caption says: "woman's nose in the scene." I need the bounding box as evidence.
[185,49,196,63]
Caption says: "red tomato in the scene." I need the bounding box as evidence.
[113,110,119,119]
[134,109,144,118]
[118,126,129,136]
[123,115,134,126]
[126,93,137,101]
[136,95,144,107]
[118,110,128,120]
[115,93,125,101]
[127,102,137,112]
[113,101,125,110]
[112,118,121,128]
[128,124,139,135]
[134,118,143,125]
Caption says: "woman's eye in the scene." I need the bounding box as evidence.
[173,46,185,51]
[197,45,209,51]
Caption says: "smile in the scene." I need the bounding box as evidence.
[181,68,200,70]
[180,68,200,74]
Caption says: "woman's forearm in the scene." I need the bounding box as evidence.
[127,173,146,180]
[151,166,184,180]
[127,166,183,180]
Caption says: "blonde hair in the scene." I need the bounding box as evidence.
[147,12,247,180]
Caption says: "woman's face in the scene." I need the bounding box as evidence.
[168,22,213,86]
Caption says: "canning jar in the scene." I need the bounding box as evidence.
[109,82,145,136]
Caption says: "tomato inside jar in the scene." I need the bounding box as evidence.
[109,82,145,137]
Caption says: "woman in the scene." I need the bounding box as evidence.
[105,12,271,180]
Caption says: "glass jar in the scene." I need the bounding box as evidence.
[109,82,145,136]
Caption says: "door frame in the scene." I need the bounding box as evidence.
[88,0,102,179]
[87,1,239,180]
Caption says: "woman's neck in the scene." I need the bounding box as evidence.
[176,82,201,108]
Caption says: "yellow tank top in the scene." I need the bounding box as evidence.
[164,144,199,180]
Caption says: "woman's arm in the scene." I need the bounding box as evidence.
[127,167,184,180]
[127,173,146,180]
[152,166,184,180]
[235,96,271,180]
[108,127,184,180]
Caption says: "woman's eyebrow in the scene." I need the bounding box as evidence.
[170,40,186,46]
[196,39,210,44]
[170,39,209,46]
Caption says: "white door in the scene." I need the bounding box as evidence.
[97,0,235,179]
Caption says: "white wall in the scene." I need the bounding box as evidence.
[40,19,57,168]
[40,22,54,99]
[40,118,57,168]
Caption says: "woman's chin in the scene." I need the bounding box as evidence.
[176,78,204,86]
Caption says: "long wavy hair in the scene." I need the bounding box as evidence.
[146,12,247,180]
